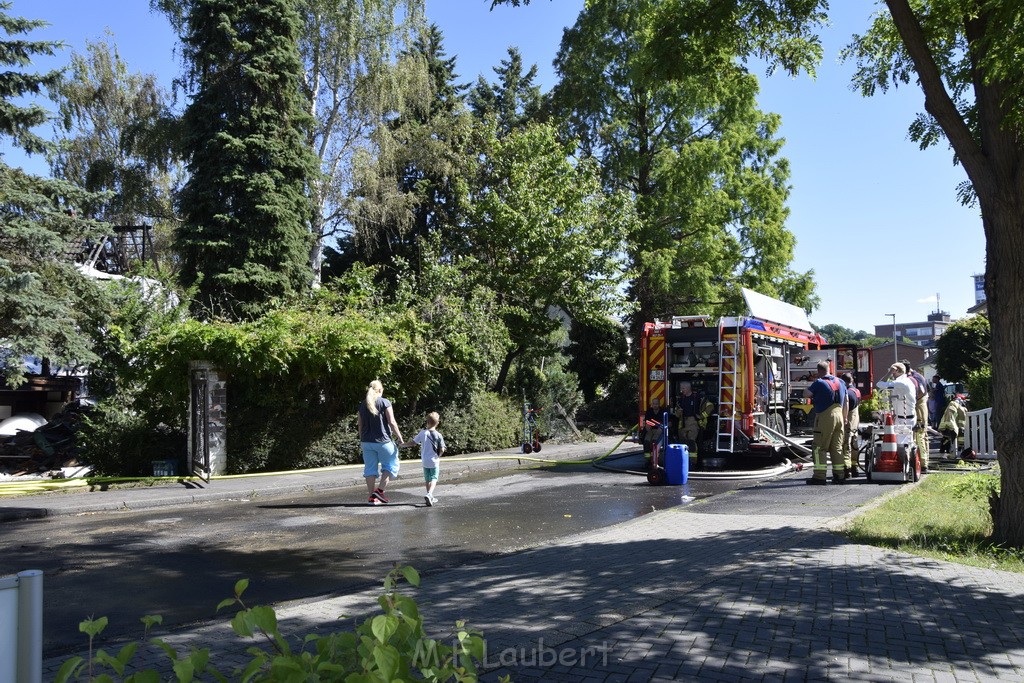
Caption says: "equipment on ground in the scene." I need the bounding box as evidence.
[521,402,542,454]
[865,413,920,483]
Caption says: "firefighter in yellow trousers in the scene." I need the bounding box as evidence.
[840,373,862,478]
[904,361,931,472]
[803,361,849,485]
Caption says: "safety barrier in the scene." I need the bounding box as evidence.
[965,407,996,459]
[0,570,43,683]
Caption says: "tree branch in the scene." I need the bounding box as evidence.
[883,0,995,198]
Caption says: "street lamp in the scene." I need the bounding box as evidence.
[887,313,897,369]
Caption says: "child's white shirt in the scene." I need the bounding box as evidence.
[413,428,445,468]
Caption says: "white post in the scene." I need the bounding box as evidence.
[17,570,42,683]
[0,570,43,683]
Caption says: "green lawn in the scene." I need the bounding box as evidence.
[840,470,1024,573]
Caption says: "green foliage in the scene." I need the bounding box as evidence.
[174,0,320,319]
[858,387,886,422]
[79,398,185,477]
[0,4,110,387]
[439,390,521,454]
[814,323,890,347]
[468,120,634,391]
[347,24,474,286]
[47,33,182,261]
[550,0,817,335]
[934,315,990,383]
[579,365,640,427]
[964,366,992,410]
[467,47,542,135]
[57,566,502,682]
[567,317,628,403]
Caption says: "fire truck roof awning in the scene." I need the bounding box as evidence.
[741,288,814,333]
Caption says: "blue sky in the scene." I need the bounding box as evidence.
[4,0,985,335]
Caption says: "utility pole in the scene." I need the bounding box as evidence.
[887,313,897,367]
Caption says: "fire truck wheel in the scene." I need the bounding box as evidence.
[647,467,666,485]
[522,443,532,454]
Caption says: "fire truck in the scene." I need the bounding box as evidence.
[638,288,873,462]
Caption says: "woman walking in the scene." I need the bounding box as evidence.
[357,380,405,505]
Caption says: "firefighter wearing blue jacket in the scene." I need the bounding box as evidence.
[804,361,848,485]
[841,373,862,478]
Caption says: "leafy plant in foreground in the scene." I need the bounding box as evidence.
[56,565,506,682]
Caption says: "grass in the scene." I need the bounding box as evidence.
[840,469,1024,574]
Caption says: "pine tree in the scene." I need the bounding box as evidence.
[174,0,319,319]
[0,3,105,386]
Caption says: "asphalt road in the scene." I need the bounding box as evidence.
[2,455,764,657]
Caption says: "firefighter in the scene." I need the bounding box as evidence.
[673,382,702,445]
[903,360,931,472]
[642,397,666,453]
[939,395,968,454]
[841,373,861,478]
[803,361,848,485]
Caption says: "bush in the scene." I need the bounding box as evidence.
[227,374,364,474]
[57,566,504,682]
[79,397,185,477]
[437,391,520,455]
[964,366,991,410]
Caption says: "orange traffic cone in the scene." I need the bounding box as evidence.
[873,412,903,479]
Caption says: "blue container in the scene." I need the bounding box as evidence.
[665,444,689,485]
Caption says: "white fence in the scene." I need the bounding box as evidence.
[965,407,997,459]
[0,570,42,683]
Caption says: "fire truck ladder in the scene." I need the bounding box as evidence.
[717,336,739,453]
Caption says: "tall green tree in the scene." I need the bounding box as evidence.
[467,121,635,393]
[47,35,182,274]
[842,0,1024,544]
[173,0,320,319]
[0,3,106,386]
[296,0,425,285]
[550,0,817,335]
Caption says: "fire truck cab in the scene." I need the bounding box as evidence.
[639,288,873,463]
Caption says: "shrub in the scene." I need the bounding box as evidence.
[964,366,991,410]
[79,396,185,477]
[57,566,504,682]
[438,391,520,455]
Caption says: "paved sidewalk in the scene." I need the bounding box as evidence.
[36,466,1024,682]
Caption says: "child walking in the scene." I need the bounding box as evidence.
[413,411,446,506]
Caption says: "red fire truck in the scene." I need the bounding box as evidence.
[638,289,873,461]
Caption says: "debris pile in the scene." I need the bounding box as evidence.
[0,401,92,478]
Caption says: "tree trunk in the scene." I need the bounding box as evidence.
[493,346,522,395]
[309,233,324,289]
[985,193,1024,545]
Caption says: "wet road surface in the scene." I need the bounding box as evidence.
[0,458,766,656]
